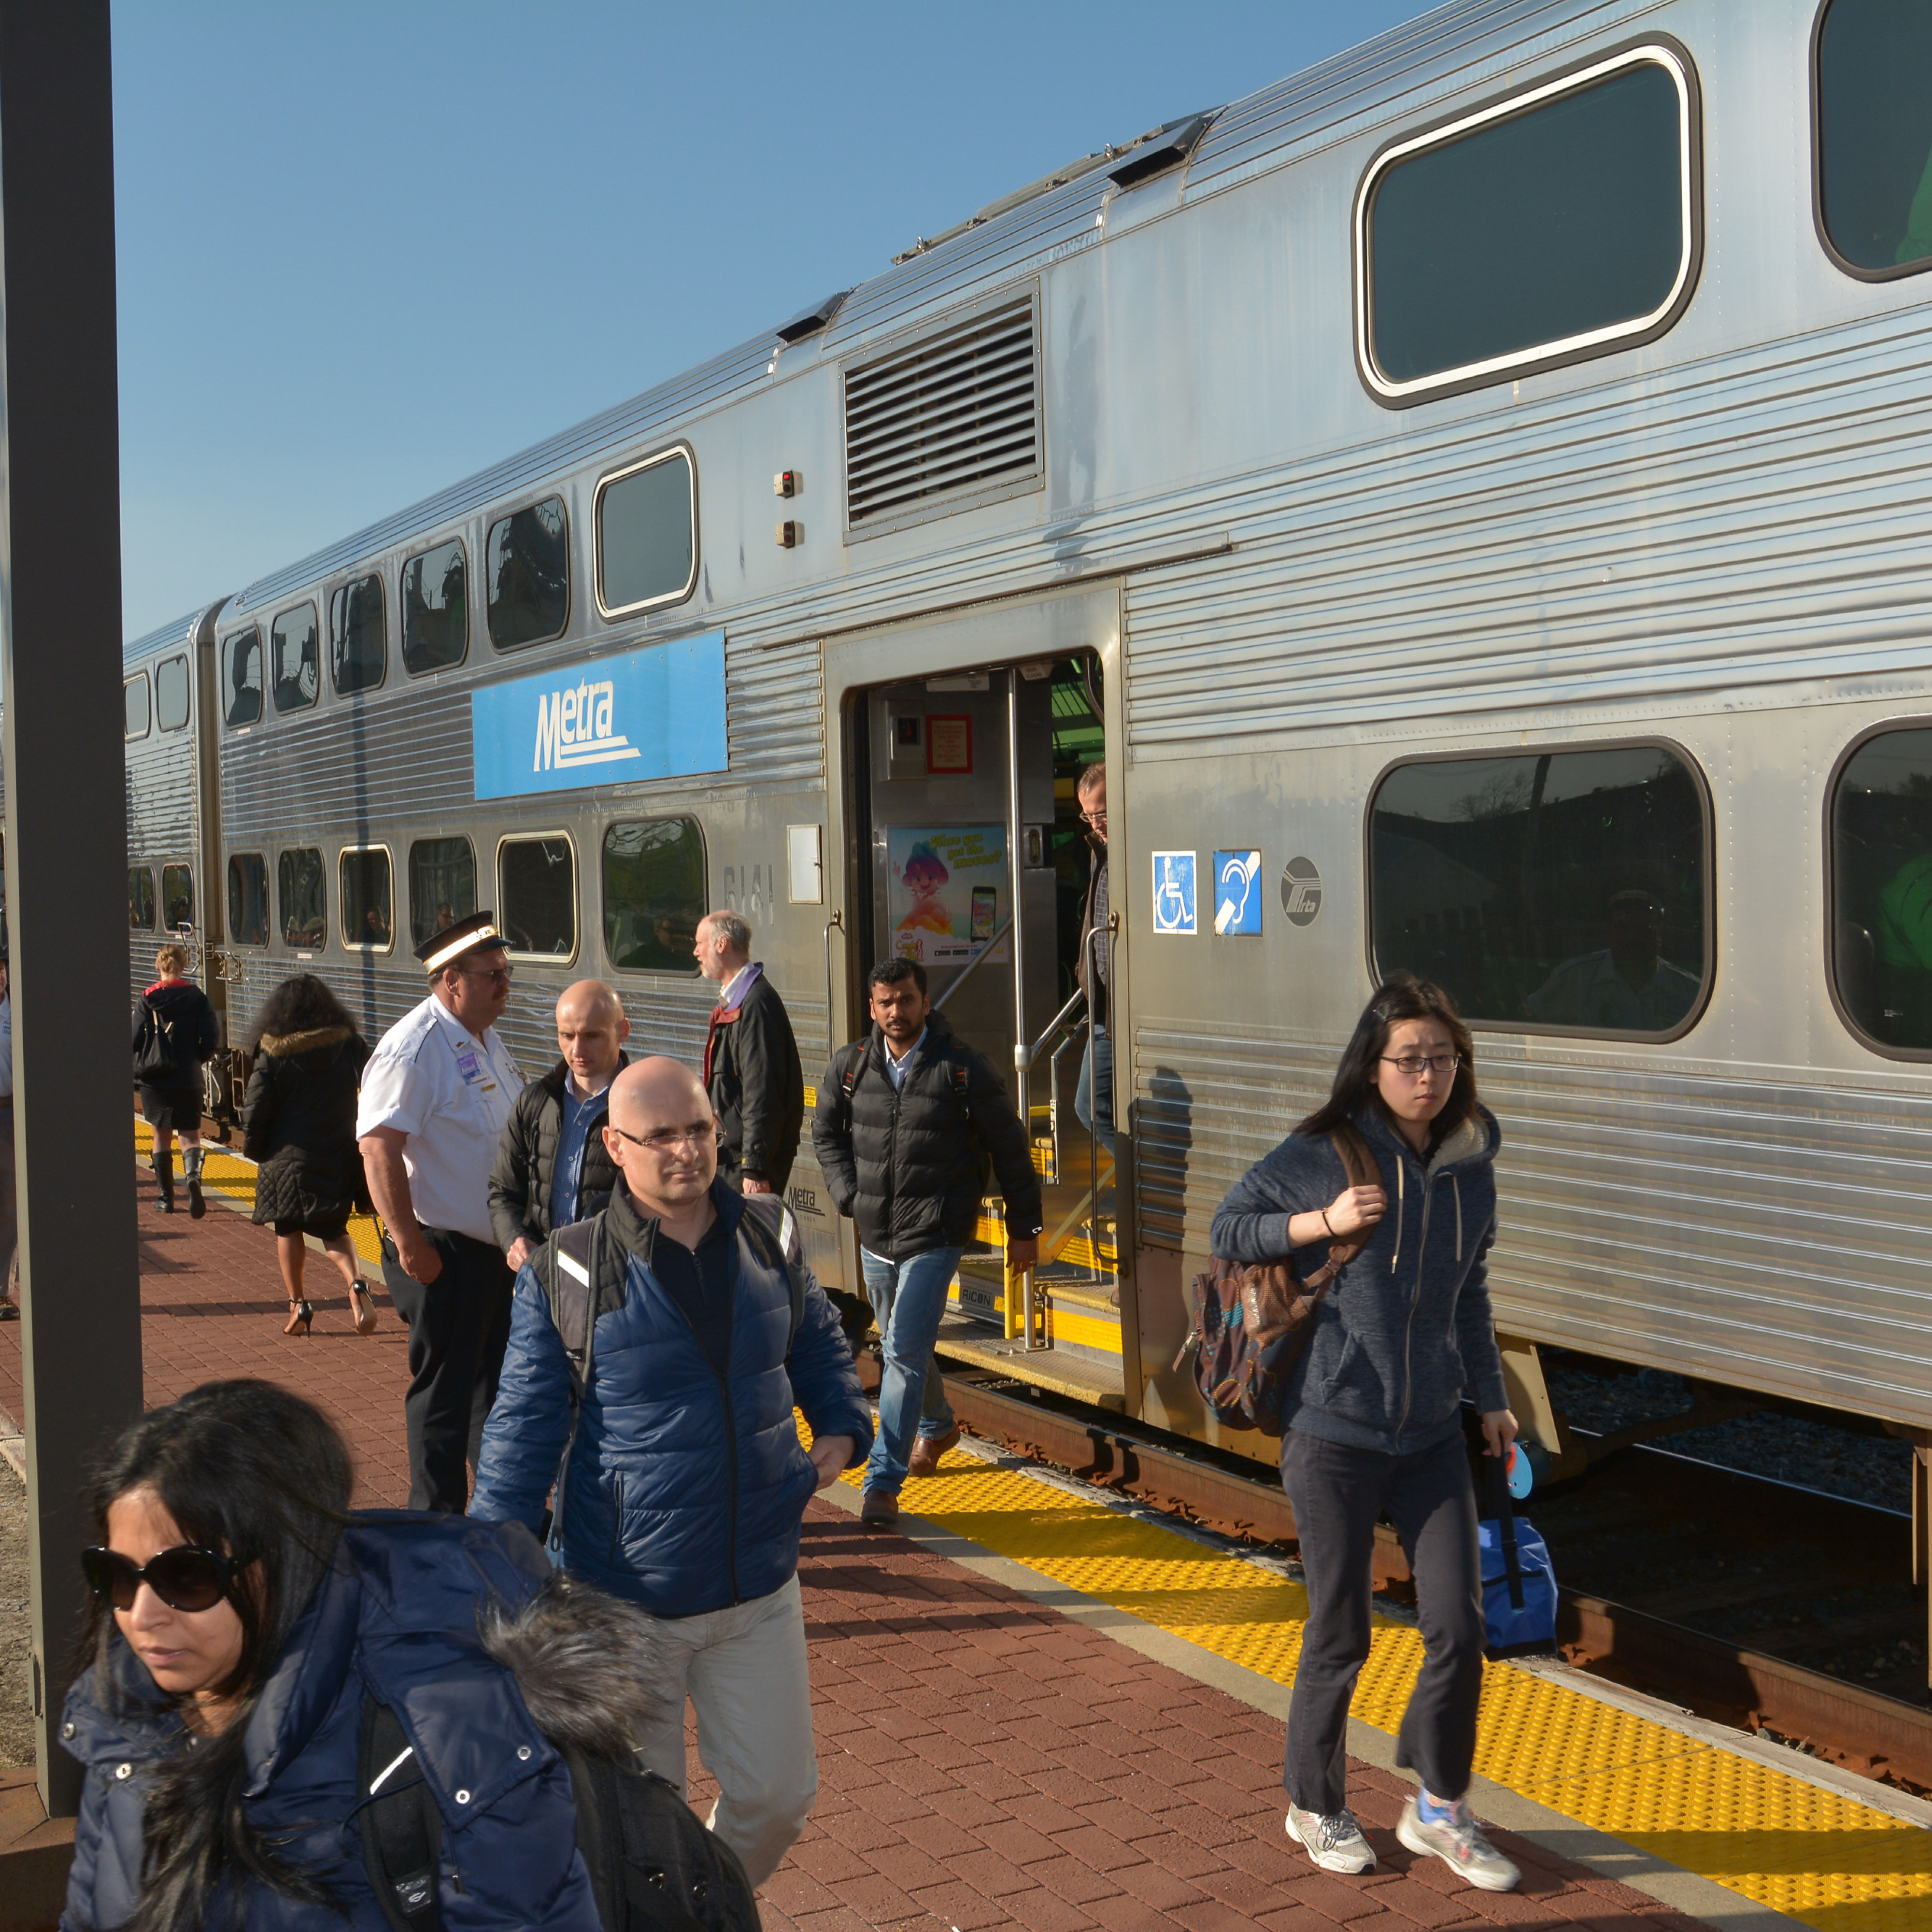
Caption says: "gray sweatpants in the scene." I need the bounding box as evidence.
[1280,1425,1486,1816]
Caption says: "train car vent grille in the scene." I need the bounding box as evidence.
[843,296,1041,537]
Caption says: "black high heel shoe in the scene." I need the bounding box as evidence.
[284,1298,314,1337]
[349,1281,380,1336]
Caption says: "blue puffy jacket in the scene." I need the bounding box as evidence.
[470,1179,874,1616]
[60,1513,602,1931]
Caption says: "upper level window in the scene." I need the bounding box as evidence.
[155,655,191,732]
[128,867,155,931]
[487,497,569,650]
[1815,0,1932,278]
[602,816,705,972]
[401,538,469,674]
[409,837,478,948]
[1370,742,1710,1037]
[124,674,151,740]
[222,628,263,727]
[1357,44,1698,403]
[597,449,696,617]
[330,573,387,695]
[279,848,326,951]
[499,834,576,959]
[227,853,269,947]
[161,864,194,932]
[340,847,394,951]
[272,602,320,713]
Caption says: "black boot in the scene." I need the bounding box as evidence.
[184,1146,206,1219]
[150,1148,175,1213]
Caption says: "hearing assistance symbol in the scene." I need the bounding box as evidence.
[1151,852,1197,935]
[1213,851,1262,935]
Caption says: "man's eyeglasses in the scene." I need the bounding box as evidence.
[1380,1053,1461,1079]
[461,965,513,985]
[82,1543,239,1613]
[609,1122,726,1156]
[1080,809,1107,827]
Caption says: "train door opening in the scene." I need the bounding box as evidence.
[847,645,1122,1405]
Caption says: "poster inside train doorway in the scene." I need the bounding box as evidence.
[887,825,1008,968]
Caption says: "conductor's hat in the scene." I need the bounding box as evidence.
[416,911,511,974]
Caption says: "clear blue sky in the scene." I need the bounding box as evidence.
[113,0,1433,641]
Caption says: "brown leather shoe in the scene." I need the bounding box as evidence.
[860,1488,899,1529]
[907,1425,961,1477]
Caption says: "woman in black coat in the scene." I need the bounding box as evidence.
[132,943,220,1217]
[241,975,376,1337]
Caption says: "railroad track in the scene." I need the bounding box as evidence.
[924,1360,1932,1795]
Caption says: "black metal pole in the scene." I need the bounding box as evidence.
[0,0,144,1817]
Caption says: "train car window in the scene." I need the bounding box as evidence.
[596,449,696,617]
[155,654,192,732]
[1358,44,1697,403]
[1815,0,1932,277]
[128,867,156,931]
[1826,725,1932,1053]
[486,497,569,650]
[272,602,320,713]
[278,848,327,951]
[161,864,194,933]
[222,629,263,727]
[498,834,577,958]
[227,854,269,948]
[340,847,394,951]
[601,816,705,973]
[330,573,387,695]
[400,538,469,675]
[1370,742,1710,1037]
[124,674,151,740]
[409,837,478,947]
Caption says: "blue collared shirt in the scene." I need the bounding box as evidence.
[882,1026,927,1093]
[549,1076,608,1228]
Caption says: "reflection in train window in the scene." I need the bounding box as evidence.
[161,864,194,933]
[1360,47,1694,398]
[1816,0,1932,277]
[487,497,569,649]
[272,602,320,713]
[340,847,394,951]
[499,835,577,958]
[401,538,469,674]
[156,655,192,732]
[330,574,387,695]
[597,450,696,615]
[409,837,478,948]
[128,867,156,931]
[1370,743,1709,1036]
[278,848,327,951]
[1828,726,1932,1053]
[602,817,705,973]
[227,853,269,947]
[125,674,152,740]
[223,629,263,727]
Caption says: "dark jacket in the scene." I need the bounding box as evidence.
[1075,845,1109,1027]
[1209,1106,1509,1456]
[470,1179,873,1616]
[131,977,219,1094]
[704,971,804,1189]
[242,1024,373,1226]
[487,1056,627,1252]
[60,1513,615,1931]
[811,1009,1044,1262]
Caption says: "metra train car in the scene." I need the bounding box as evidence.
[99,0,1932,1472]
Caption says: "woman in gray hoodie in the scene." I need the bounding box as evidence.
[1210,977,1520,1895]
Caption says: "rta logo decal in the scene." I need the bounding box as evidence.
[1281,857,1322,926]
[533,678,639,773]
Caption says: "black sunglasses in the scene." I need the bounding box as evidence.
[82,1543,239,1613]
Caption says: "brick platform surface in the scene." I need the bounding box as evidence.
[1,1165,1706,1932]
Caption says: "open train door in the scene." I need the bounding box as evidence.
[822,582,1136,1414]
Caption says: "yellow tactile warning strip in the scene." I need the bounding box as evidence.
[843,1445,1932,1932]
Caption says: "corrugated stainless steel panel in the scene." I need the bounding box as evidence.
[726,638,824,791]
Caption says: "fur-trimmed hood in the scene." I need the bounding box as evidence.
[258,1023,353,1058]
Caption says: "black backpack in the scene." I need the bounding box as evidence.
[132,995,182,1081]
[358,1694,758,1932]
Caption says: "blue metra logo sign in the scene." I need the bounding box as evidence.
[470,630,727,801]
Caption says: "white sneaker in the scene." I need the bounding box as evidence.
[1285,1802,1377,1875]
[1396,1794,1520,1892]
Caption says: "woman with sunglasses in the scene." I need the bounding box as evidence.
[61,1378,639,1930]
[1209,977,1520,1895]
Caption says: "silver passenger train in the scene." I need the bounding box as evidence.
[105,0,1932,1480]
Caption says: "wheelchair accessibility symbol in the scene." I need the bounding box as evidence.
[1151,851,1197,935]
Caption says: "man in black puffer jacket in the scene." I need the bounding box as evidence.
[813,957,1042,1527]
[489,979,629,1271]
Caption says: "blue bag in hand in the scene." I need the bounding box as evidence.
[1477,1448,1559,1658]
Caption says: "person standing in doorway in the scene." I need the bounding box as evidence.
[812,958,1043,1527]
[357,911,523,1512]
[695,909,804,1195]
[1073,761,1114,1163]
[133,943,220,1217]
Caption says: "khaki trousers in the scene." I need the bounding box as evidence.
[634,1573,817,1889]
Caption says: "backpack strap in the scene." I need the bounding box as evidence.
[542,1217,612,1563]
[358,1695,445,1932]
[738,1193,808,1357]
[1295,1125,1381,1294]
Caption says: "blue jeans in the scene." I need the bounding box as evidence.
[1073,1026,1115,1158]
[860,1245,961,1493]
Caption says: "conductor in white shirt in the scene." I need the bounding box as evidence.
[357,912,524,1510]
